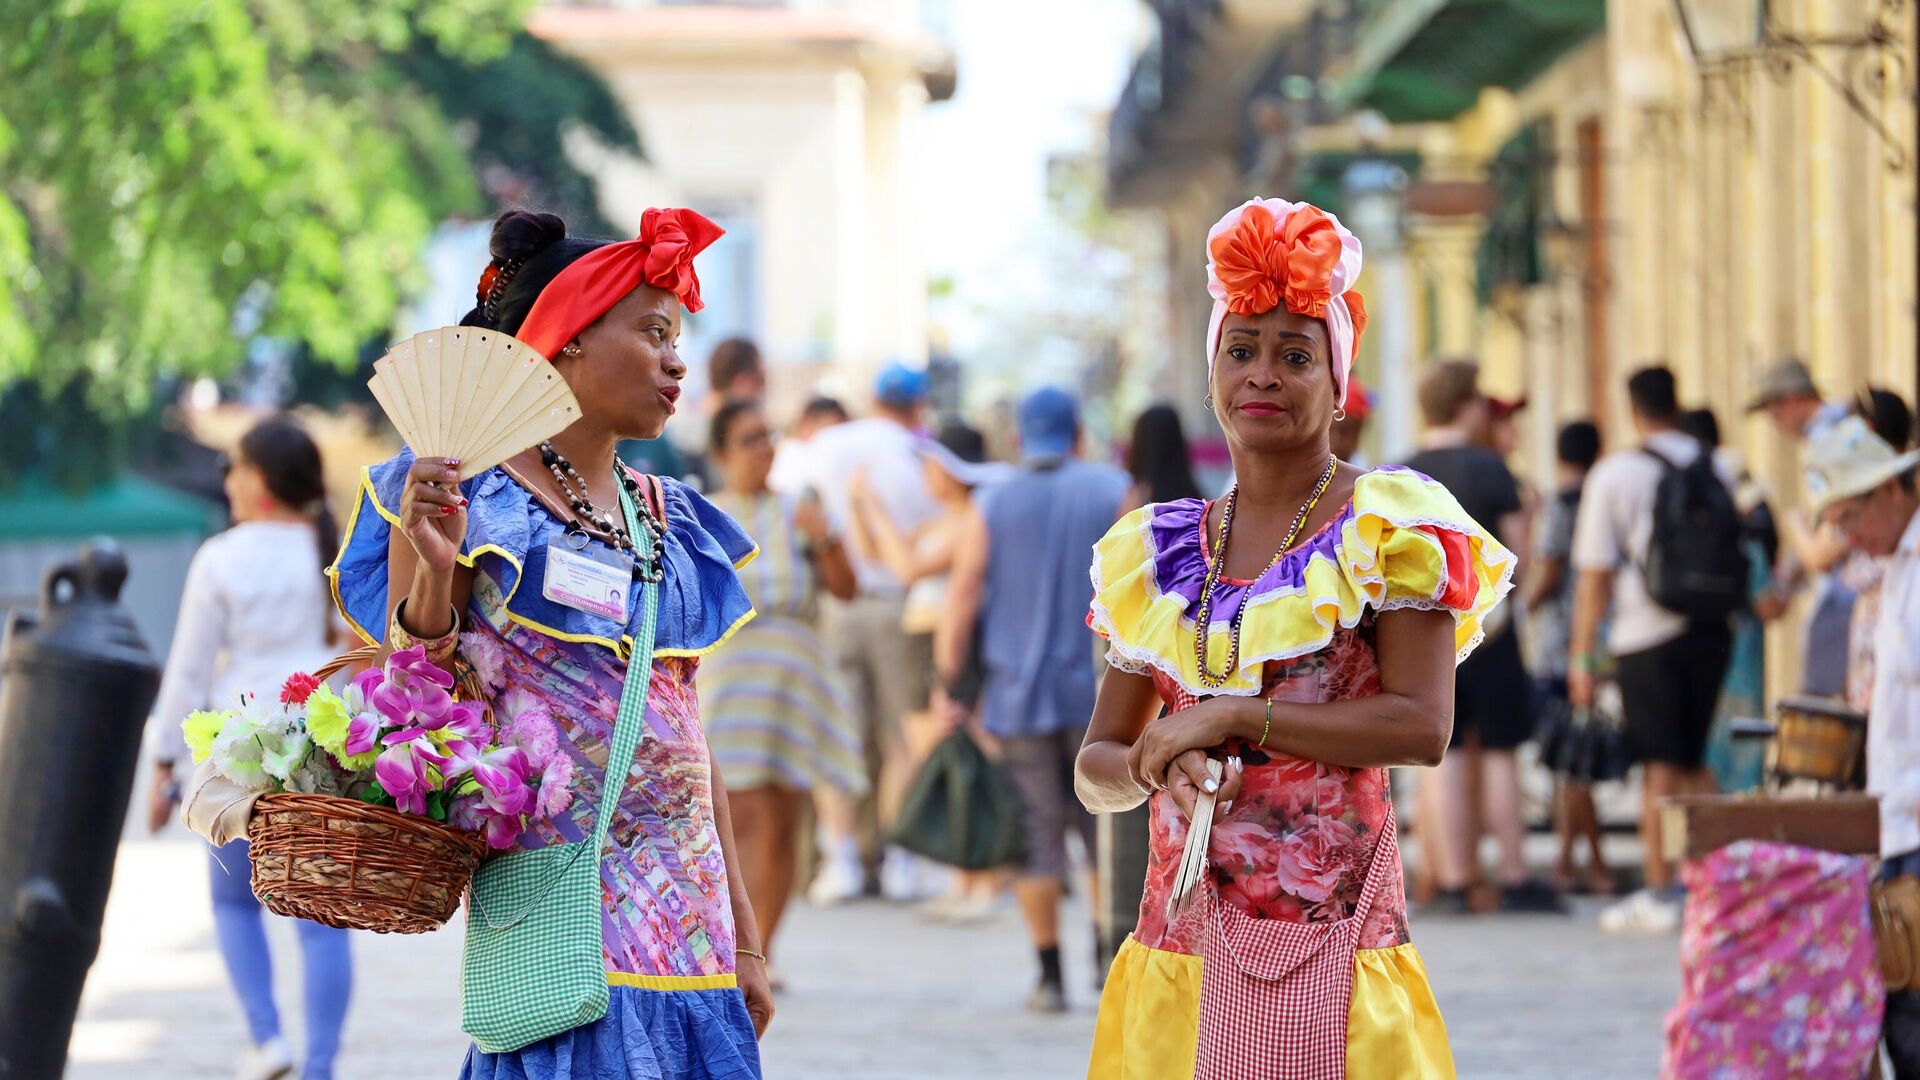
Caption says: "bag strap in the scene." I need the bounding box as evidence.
[589,475,662,855]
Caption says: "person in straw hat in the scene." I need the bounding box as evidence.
[1804,415,1920,1073]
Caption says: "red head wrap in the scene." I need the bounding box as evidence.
[515,208,725,361]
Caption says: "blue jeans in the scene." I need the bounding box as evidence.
[209,840,353,1079]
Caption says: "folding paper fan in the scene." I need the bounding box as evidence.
[368,327,580,480]
[1165,757,1223,922]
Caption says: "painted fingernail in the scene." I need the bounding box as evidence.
[444,458,460,467]
[458,497,469,507]
[1231,756,1243,773]
[1202,778,1219,794]
[1223,801,1234,814]
[440,505,456,516]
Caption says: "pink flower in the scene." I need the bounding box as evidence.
[1271,815,1360,904]
[536,757,575,818]
[502,708,561,769]
[465,746,534,818]
[374,740,446,816]
[345,711,388,757]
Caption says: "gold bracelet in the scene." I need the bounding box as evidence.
[736,948,768,965]
[390,599,460,663]
[1258,696,1273,748]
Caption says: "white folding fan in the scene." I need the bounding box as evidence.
[1166,757,1224,921]
[368,327,582,481]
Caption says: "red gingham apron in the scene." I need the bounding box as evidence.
[1194,806,1399,1080]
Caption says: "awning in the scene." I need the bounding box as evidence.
[0,471,221,541]
[1331,0,1604,123]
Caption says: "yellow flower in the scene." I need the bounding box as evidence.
[181,710,231,763]
[306,687,380,771]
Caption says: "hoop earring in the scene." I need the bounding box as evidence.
[1332,406,1347,422]
[1203,394,1215,412]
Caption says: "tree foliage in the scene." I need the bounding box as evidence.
[0,0,638,422]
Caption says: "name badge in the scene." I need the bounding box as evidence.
[542,537,633,623]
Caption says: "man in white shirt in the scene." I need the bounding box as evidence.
[797,365,940,899]
[1569,366,1736,934]
[1802,416,1920,1071]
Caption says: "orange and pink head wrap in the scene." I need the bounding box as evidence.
[515,207,725,361]
[1205,198,1368,406]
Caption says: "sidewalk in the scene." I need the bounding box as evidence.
[69,835,1676,1078]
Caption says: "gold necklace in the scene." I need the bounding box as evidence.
[1192,458,1338,688]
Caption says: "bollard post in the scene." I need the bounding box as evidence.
[0,542,161,1080]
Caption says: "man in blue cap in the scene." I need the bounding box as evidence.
[798,362,943,902]
[940,386,1132,1012]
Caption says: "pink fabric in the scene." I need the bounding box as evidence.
[1662,841,1883,1079]
[1195,806,1398,1080]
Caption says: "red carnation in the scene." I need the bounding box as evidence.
[280,671,322,706]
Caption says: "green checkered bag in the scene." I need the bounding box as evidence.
[460,478,660,1054]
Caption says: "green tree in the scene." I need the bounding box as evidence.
[0,0,636,419]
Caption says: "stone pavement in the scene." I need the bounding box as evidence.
[68,836,1677,1079]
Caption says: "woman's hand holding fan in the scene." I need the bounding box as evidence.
[398,455,469,575]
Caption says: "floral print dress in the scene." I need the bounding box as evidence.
[1085,467,1515,1080]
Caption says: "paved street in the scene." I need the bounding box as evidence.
[68,834,1676,1079]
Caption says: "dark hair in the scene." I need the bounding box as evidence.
[934,421,988,465]
[1678,407,1721,448]
[709,399,763,455]
[1626,366,1679,422]
[237,417,338,644]
[1555,420,1601,470]
[1127,404,1202,504]
[1417,359,1482,427]
[458,210,608,334]
[1859,387,1914,451]
[708,338,764,395]
[800,396,848,425]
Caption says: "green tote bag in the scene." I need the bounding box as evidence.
[460,479,659,1054]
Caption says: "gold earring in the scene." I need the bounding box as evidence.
[1203,394,1215,412]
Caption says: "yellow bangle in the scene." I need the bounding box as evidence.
[1258,696,1273,748]
[736,948,768,965]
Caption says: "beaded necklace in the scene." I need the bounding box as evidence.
[1192,457,1338,688]
[539,441,666,583]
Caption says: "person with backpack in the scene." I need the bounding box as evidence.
[1570,366,1744,934]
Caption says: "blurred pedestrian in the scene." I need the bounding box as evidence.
[1078,198,1500,1075]
[1330,375,1374,467]
[701,400,865,974]
[769,395,849,498]
[845,420,1008,914]
[1405,361,1558,914]
[144,416,353,1080]
[940,387,1130,1012]
[1751,357,1857,699]
[1524,420,1617,895]
[800,365,942,899]
[708,337,767,404]
[1573,366,1739,935]
[1680,408,1771,797]
[1799,417,1920,1071]
[1844,387,1913,715]
[1125,403,1203,507]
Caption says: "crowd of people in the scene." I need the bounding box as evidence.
[137,194,1920,1080]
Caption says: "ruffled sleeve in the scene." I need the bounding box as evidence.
[328,448,758,658]
[1087,467,1514,697]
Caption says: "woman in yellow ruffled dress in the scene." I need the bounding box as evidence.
[1075,199,1514,1079]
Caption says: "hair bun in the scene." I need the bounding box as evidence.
[489,210,568,264]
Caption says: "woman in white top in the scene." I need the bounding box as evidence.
[145,417,351,1080]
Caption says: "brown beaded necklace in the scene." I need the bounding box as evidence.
[1192,457,1338,688]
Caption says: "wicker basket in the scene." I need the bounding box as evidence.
[249,792,490,933]
[243,644,493,933]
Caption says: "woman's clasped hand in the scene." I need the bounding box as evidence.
[1125,697,1247,821]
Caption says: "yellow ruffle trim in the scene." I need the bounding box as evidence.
[1089,468,1516,697]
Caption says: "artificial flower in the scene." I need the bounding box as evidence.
[284,754,348,796]
[535,756,575,819]
[182,709,231,764]
[257,727,315,782]
[279,671,322,706]
[208,712,270,789]
[373,739,447,816]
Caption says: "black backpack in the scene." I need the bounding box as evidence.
[1640,446,1749,621]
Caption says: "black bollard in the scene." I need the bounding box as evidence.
[0,542,161,1080]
